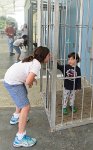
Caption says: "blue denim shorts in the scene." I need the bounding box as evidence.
[13,45,21,54]
[4,82,30,109]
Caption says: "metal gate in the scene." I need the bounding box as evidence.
[40,0,93,131]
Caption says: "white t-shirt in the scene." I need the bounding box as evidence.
[4,59,41,85]
[13,39,24,46]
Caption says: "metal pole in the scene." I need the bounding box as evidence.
[37,0,42,46]
[61,0,68,124]
[78,0,84,57]
[40,0,43,92]
[50,0,59,131]
[90,18,93,118]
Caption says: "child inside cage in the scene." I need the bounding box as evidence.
[57,52,81,115]
[13,37,27,62]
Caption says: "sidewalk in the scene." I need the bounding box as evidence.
[0,35,93,150]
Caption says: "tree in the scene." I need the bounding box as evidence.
[0,16,18,30]
[0,16,6,29]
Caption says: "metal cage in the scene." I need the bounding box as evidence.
[39,0,93,131]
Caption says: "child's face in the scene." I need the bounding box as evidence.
[68,57,76,66]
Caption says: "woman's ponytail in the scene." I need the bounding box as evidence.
[22,55,34,63]
[22,46,50,63]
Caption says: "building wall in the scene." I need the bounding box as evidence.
[80,0,93,81]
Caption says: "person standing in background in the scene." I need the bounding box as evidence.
[13,37,27,62]
[5,24,16,56]
[21,24,28,50]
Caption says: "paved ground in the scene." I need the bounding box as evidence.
[1,35,93,150]
[1,107,93,150]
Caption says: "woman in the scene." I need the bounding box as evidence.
[4,46,50,148]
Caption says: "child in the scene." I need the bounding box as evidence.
[21,24,28,49]
[4,46,50,147]
[57,52,81,115]
[13,38,25,62]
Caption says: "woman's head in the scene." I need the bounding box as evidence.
[34,46,50,63]
[22,46,50,63]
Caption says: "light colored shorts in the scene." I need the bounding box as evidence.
[4,82,30,109]
[13,45,21,54]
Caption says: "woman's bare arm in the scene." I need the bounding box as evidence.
[26,72,36,87]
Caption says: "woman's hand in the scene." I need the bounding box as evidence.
[33,78,37,85]
[29,79,37,88]
[26,72,36,86]
[29,84,33,88]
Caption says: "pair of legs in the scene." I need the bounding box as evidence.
[7,37,15,55]
[62,88,77,114]
[4,82,30,133]
[13,46,21,62]
[4,82,36,147]
[63,88,75,108]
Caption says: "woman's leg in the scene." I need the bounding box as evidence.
[18,104,30,133]
[15,106,21,114]
[13,104,37,147]
[10,106,21,125]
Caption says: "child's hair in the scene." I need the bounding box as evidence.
[68,52,80,63]
[22,35,27,39]
[22,46,50,63]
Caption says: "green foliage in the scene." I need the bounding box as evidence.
[0,16,18,30]
[0,16,6,29]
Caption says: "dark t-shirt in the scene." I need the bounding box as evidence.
[57,63,81,90]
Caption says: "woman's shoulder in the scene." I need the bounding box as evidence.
[32,59,41,68]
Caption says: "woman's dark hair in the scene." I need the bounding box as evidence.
[22,46,50,63]
[68,52,80,63]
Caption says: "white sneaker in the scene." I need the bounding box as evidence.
[10,115,29,125]
[13,135,37,147]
